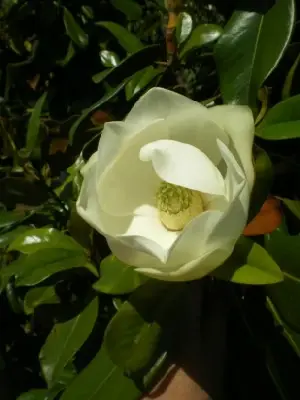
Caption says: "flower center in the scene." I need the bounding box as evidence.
[156,181,204,231]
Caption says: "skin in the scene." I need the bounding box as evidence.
[141,280,228,400]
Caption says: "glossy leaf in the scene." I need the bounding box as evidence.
[96,21,143,53]
[176,12,193,45]
[104,280,185,373]
[256,94,300,139]
[282,53,300,99]
[8,227,83,254]
[92,45,160,85]
[180,24,223,59]
[125,66,164,100]
[247,147,273,222]
[0,248,95,289]
[0,226,30,249]
[256,120,300,140]
[60,347,141,400]
[215,0,295,107]
[40,297,98,388]
[24,286,60,314]
[26,92,47,153]
[111,0,142,20]
[63,8,89,48]
[100,50,120,67]
[104,301,161,373]
[93,255,147,295]
[212,236,283,284]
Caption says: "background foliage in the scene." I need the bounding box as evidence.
[1,0,300,399]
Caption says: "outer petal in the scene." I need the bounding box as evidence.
[97,120,170,217]
[140,140,225,195]
[96,121,133,178]
[125,87,203,130]
[208,105,255,189]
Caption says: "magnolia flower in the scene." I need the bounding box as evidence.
[77,88,254,281]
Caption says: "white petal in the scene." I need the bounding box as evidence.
[140,139,225,195]
[77,160,131,237]
[80,152,97,176]
[125,87,201,129]
[117,211,178,262]
[77,165,177,263]
[208,105,255,189]
[167,108,229,165]
[96,121,132,178]
[137,246,233,281]
[97,120,169,217]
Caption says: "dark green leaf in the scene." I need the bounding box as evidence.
[215,0,295,107]
[256,94,300,139]
[56,41,76,67]
[267,297,300,357]
[259,94,300,126]
[24,286,60,314]
[281,198,300,220]
[282,53,300,100]
[92,45,160,85]
[111,0,142,21]
[93,255,147,295]
[63,7,89,48]
[0,177,50,208]
[0,211,26,231]
[60,347,140,400]
[70,45,160,142]
[176,12,193,45]
[100,50,120,67]
[125,66,164,100]
[69,78,130,143]
[26,92,47,154]
[8,227,84,254]
[104,280,185,373]
[180,24,222,59]
[212,236,283,284]
[96,21,143,53]
[17,390,48,400]
[40,297,98,388]
[248,148,273,221]
[0,248,96,288]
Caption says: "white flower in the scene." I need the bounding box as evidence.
[76,88,255,281]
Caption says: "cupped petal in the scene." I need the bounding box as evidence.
[125,87,202,130]
[167,108,229,165]
[140,139,225,195]
[136,245,233,281]
[98,120,169,217]
[78,162,177,262]
[116,210,178,262]
[96,121,133,178]
[77,158,132,237]
[208,105,255,189]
